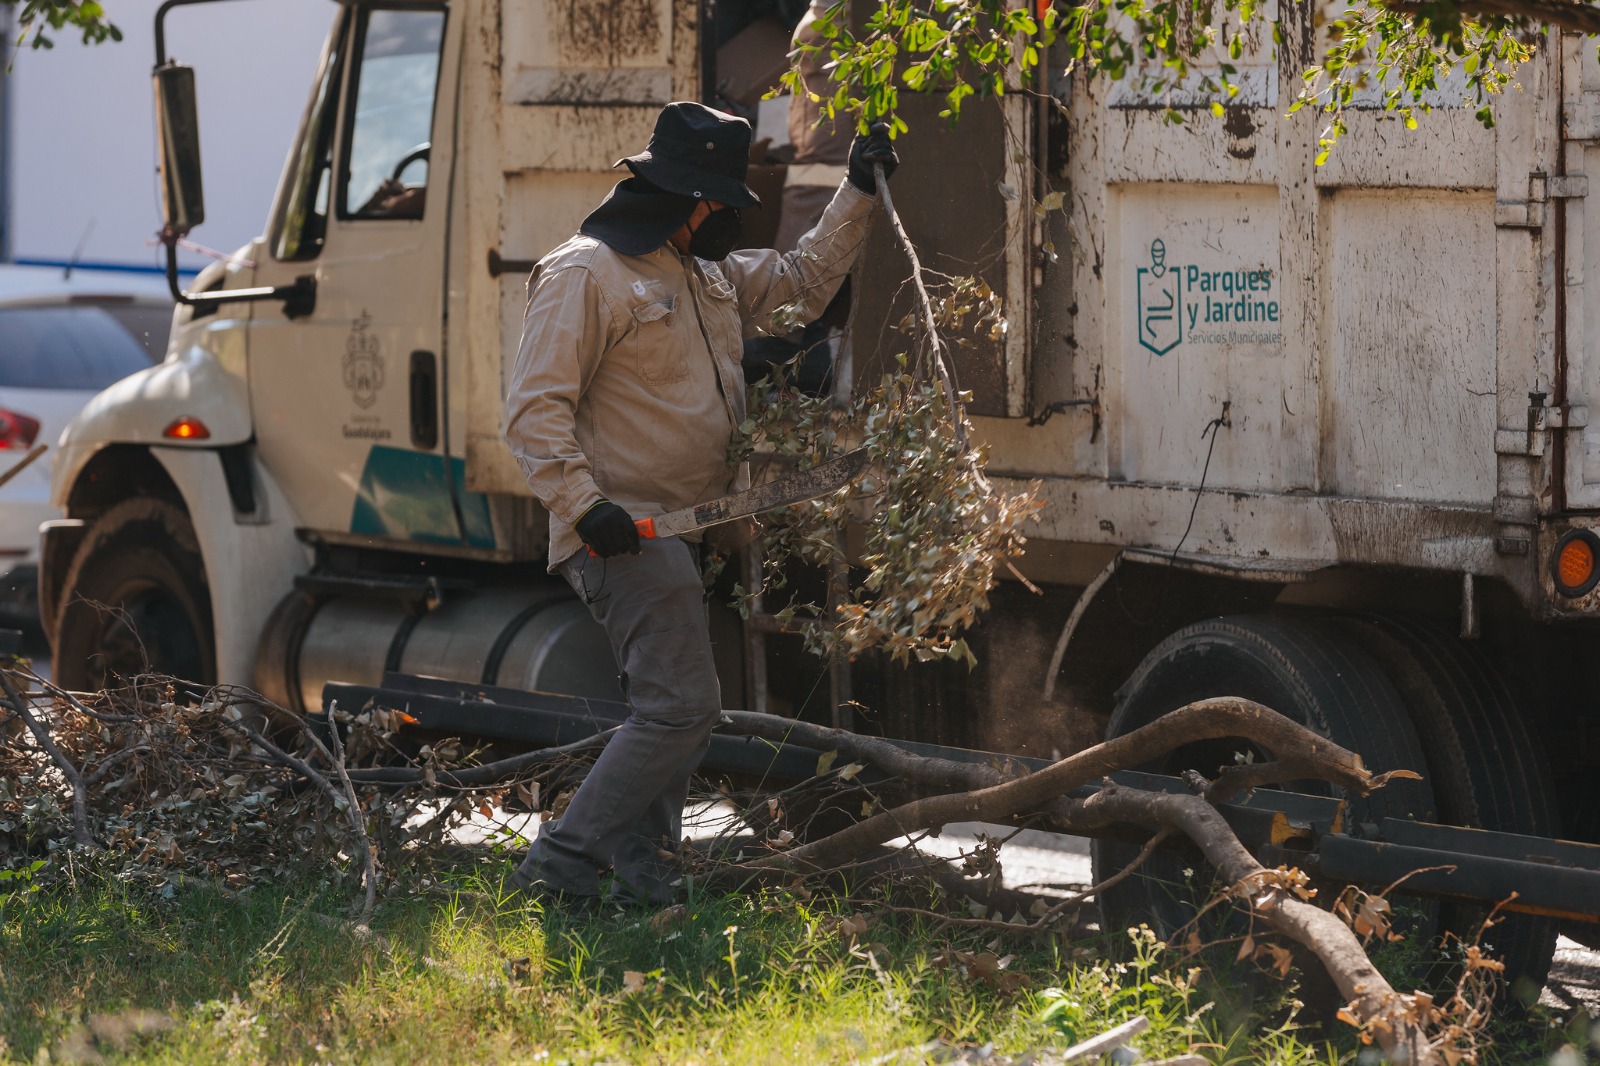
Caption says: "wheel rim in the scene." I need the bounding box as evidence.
[84,579,206,686]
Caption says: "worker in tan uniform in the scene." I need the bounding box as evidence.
[503,101,898,908]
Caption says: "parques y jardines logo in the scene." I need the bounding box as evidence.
[1135,238,1281,356]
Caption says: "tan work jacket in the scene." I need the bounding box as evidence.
[504,180,875,567]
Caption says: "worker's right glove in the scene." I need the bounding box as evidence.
[576,500,641,558]
[847,122,899,195]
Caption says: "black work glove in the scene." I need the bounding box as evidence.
[576,500,641,558]
[847,121,899,195]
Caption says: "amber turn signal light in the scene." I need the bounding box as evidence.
[1552,529,1600,598]
[161,416,211,441]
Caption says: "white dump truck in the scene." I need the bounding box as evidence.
[42,0,1600,985]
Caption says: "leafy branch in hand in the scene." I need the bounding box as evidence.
[733,253,1040,666]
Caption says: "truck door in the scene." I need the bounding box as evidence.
[1066,8,1315,499]
[247,4,486,548]
[1561,36,1600,510]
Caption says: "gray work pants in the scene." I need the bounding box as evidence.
[515,537,721,900]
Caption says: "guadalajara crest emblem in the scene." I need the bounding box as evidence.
[343,310,384,409]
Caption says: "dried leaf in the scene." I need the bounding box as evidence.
[991,970,1031,995]
[649,905,688,932]
[1259,942,1293,979]
[966,951,1000,978]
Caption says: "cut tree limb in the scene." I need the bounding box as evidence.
[719,710,997,793]
[4,668,1456,1061]
[1067,783,1440,1066]
[1,671,96,848]
[873,161,969,451]
[1060,1015,1149,1063]
[342,727,620,787]
[718,698,1442,1061]
[729,698,1375,875]
[321,705,378,926]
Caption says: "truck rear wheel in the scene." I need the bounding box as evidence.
[1329,614,1560,1001]
[52,498,214,691]
[1092,614,1435,946]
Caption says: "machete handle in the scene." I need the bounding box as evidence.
[587,517,658,558]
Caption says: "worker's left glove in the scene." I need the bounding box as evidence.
[847,122,899,195]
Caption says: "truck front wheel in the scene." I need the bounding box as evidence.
[52,498,215,691]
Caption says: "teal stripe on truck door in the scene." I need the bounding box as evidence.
[350,444,495,548]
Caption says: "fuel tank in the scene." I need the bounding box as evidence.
[254,579,623,713]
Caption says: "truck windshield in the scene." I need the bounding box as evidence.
[341,8,445,220]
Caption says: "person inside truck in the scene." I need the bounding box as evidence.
[740,0,857,395]
[502,101,898,909]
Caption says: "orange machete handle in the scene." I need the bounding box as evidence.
[587,516,658,557]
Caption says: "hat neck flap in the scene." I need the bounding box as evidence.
[580,178,698,257]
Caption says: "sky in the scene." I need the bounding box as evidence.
[5,0,333,274]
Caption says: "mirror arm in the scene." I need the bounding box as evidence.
[156,0,316,320]
[155,0,248,66]
[164,242,316,320]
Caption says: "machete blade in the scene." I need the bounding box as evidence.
[649,448,870,539]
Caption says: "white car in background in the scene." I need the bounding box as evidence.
[0,265,173,626]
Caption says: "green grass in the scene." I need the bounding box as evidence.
[0,855,1580,1065]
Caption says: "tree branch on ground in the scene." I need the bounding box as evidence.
[2,667,1495,1063]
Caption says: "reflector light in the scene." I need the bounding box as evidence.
[1560,540,1593,587]
[0,407,41,450]
[162,416,210,441]
[1552,529,1600,598]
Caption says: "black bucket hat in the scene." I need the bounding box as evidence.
[617,102,760,209]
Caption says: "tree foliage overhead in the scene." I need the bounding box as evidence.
[784,0,1593,158]
[6,0,119,48]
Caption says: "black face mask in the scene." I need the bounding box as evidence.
[688,206,743,261]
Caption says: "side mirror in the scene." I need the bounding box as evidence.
[153,62,205,238]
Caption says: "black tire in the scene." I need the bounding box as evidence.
[53,498,215,691]
[1329,614,1560,1001]
[1092,614,1436,942]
